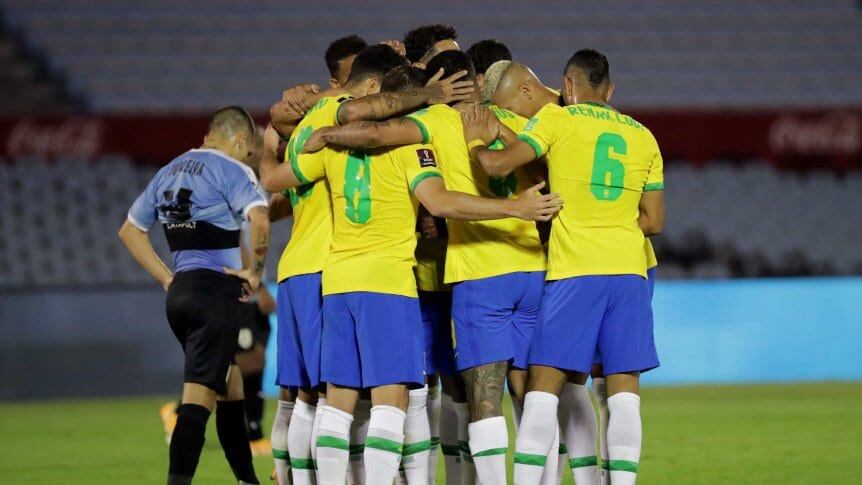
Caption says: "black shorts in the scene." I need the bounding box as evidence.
[235,302,272,354]
[166,269,243,395]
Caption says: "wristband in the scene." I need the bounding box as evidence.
[467,139,486,151]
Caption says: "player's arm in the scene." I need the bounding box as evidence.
[303,117,425,152]
[268,192,293,222]
[255,283,276,315]
[118,220,173,291]
[639,145,665,236]
[413,177,562,222]
[461,103,539,177]
[258,123,306,192]
[224,206,270,300]
[335,69,473,124]
[638,190,664,236]
[270,83,323,135]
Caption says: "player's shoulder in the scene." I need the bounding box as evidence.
[198,148,257,182]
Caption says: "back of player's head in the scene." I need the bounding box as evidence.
[346,44,408,83]
[325,34,368,78]
[425,50,476,82]
[381,65,428,93]
[565,48,611,88]
[208,105,255,140]
[466,39,512,75]
[481,60,512,102]
[403,24,459,63]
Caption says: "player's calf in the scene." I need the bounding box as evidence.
[462,361,508,485]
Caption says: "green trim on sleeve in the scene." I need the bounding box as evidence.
[406,116,430,144]
[517,133,544,158]
[569,455,599,469]
[402,440,433,456]
[409,171,443,192]
[290,154,311,185]
[272,448,289,460]
[289,458,316,470]
[644,182,664,191]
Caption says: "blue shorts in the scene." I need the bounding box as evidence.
[276,273,323,389]
[419,291,456,376]
[321,292,425,388]
[452,271,545,371]
[533,275,659,375]
[592,266,657,366]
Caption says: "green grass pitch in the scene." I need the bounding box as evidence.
[1,382,860,484]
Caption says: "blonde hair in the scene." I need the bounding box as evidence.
[480,60,512,103]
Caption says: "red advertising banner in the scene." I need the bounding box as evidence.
[1,109,860,168]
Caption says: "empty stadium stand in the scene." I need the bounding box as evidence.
[1,0,860,112]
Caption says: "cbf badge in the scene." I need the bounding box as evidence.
[416,149,437,168]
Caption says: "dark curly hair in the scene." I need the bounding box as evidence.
[403,24,458,63]
[466,39,512,75]
[324,34,368,78]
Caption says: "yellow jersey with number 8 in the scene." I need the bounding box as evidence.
[276,95,351,282]
[518,102,663,280]
[406,104,546,284]
[296,142,443,297]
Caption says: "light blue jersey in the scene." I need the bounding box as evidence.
[127,148,267,274]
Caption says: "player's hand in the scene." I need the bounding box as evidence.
[223,266,261,302]
[418,213,439,239]
[380,39,406,57]
[281,83,321,117]
[458,102,499,145]
[512,181,563,222]
[302,127,332,154]
[425,69,475,104]
[263,123,281,155]
[161,274,173,292]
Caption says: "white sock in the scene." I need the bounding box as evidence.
[316,405,352,485]
[515,399,561,485]
[311,395,326,482]
[514,391,559,485]
[592,378,610,485]
[403,386,431,484]
[469,416,508,484]
[538,425,560,485]
[287,399,316,485]
[271,399,293,484]
[426,385,442,484]
[607,393,641,485]
[348,399,371,485]
[452,401,476,484]
[559,383,599,485]
[439,393,462,485]
[364,405,407,485]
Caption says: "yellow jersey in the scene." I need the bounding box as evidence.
[406,104,546,283]
[296,141,443,297]
[645,238,658,269]
[276,95,351,282]
[415,236,450,292]
[518,102,664,280]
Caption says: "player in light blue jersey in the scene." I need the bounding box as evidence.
[119,106,269,485]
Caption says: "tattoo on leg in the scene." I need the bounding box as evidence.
[461,361,507,422]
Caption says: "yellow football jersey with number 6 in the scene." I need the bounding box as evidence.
[296,142,443,297]
[276,95,351,282]
[518,102,663,280]
[406,104,546,284]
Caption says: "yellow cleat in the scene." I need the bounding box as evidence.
[160,401,178,445]
[250,438,272,457]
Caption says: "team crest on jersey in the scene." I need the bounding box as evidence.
[416,149,436,167]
